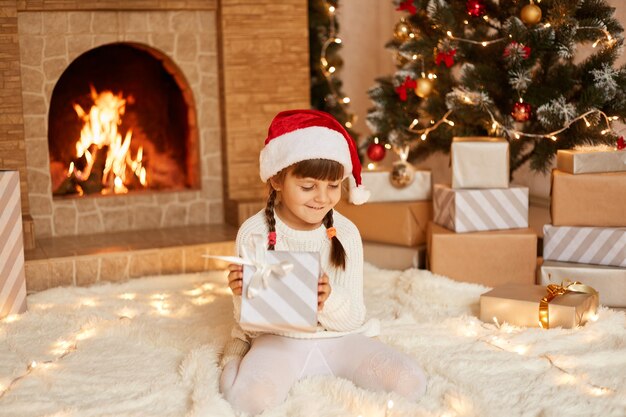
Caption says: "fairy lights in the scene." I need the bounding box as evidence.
[319,1,353,128]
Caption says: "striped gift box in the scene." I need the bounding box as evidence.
[0,171,28,319]
[543,225,626,267]
[433,184,528,233]
[240,250,319,333]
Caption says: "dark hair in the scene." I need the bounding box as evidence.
[265,159,347,269]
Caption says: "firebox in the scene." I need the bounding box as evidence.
[48,42,199,198]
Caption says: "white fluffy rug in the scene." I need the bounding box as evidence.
[1,264,625,417]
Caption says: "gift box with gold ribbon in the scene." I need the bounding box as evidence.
[479,282,599,329]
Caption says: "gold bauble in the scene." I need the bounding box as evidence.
[390,161,416,188]
[394,21,411,42]
[414,78,433,98]
[520,4,542,25]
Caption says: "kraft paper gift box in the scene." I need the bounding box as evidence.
[0,170,28,319]
[556,148,626,174]
[240,249,320,333]
[433,184,528,233]
[427,222,537,287]
[451,137,509,189]
[348,168,431,203]
[539,260,626,308]
[335,199,432,247]
[543,225,626,268]
[550,169,626,227]
[479,283,599,329]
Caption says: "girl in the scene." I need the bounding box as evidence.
[219,109,427,415]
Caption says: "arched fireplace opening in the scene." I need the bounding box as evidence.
[48,42,199,198]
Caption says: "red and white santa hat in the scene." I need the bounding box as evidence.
[259,109,370,204]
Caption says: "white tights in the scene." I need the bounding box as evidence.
[220,334,427,416]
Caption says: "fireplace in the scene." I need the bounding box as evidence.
[48,42,198,197]
[16,9,222,238]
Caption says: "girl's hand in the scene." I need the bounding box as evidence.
[318,273,331,311]
[227,264,243,296]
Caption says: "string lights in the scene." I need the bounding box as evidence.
[394,9,621,147]
[319,1,353,129]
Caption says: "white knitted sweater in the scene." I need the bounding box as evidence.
[221,209,380,365]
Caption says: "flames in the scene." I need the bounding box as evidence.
[68,86,147,194]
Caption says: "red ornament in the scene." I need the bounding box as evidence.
[511,102,532,122]
[367,143,386,162]
[396,0,417,15]
[618,136,626,150]
[435,48,457,68]
[466,0,486,17]
[395,76,417,101]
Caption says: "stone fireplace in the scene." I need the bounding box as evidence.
[18,9,217,238]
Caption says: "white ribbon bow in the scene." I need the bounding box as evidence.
[203,234,293,299]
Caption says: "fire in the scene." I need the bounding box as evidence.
[68,86,147,195]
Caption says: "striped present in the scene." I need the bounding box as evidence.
[240,250,319,333]
[543,225,626,267]
[0,170,28,319]
[433,184,529,233]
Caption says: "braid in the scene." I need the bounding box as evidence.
[324,209,346,270]
[265,189,277,250]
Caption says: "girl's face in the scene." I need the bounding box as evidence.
[272,170,342,230]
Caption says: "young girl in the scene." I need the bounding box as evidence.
[219,109,427,415]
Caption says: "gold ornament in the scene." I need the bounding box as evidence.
[415,77,433,98]
[520,2,542,25]
[390,160,416,188]
[394,20,411,42]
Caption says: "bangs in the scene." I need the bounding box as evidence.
[290,159,344,181]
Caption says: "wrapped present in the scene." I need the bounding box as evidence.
[205,235,319,333]
[543,225,626,267]
[0,170,28,319]
[480,283,599,329]
[363,241,426,270]
[433,184,528,233]
[551,169,626,227]
[335,199,432,247]
[556,147,626,174]
[427,222,536,287]
[539,260,626,308]
[349,168,431,203]
[451,137,509,189]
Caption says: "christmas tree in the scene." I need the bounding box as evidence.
[309,0,359,141]
[365,0,626,173]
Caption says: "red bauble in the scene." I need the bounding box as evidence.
[511,102,532,122]
[367,143,386,162]
[466,0,486,17]
[618,136,626,150]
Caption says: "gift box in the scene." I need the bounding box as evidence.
[349,168,431,203]
[451,137,509,189]
[551,169,626,227]
[479,283,599,329]
[363,241,426,270]
[427,222,537,287]
[240,249,320,333]
[0,170,28,319]
[433,184,528,233]
[543,225,626,268]
[539,260,626,308]
[335,199,432,247]
[556,148,626,174]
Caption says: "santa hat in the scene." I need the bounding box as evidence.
[259,109,370,204]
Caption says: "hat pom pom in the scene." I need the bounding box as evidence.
[350,185,370,205]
